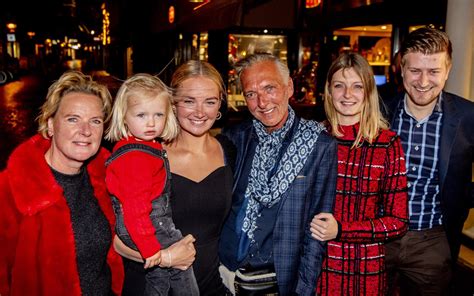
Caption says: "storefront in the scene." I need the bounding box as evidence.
[301,0,448,108]
[227,33,288,109]
[110,0,449,120]
[334,25,392,83]
[169,0,298,115]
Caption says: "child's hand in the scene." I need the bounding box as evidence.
[144,251,162,269]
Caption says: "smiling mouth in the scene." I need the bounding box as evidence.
[340,101,356,106]
[190,119,206,124]
[73,141,90,146]
[415,86,433,92]
[260,108,275,115]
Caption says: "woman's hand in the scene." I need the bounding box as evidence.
[310,213,339,241]
[159,234,196,271]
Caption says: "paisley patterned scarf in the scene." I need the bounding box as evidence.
[242,107,322,242]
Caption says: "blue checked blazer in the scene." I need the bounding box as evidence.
[384,91,474,261]
[219,116,337,295]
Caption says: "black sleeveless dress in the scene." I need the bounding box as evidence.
[120,135,235,296]
[171,135,234,295]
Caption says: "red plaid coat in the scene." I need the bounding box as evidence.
[316,124,408,296]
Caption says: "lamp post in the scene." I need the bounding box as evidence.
[6,23,17,32]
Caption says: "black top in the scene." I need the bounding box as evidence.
[170,135,234,295]
[52,167,112,296]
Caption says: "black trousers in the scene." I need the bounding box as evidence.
[385,226,452,296]
[121,258,147,296]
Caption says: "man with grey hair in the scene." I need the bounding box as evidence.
[219,53,337,295]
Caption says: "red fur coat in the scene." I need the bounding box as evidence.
[0,135,124,295]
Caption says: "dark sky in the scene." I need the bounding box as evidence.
[1,0,103,38]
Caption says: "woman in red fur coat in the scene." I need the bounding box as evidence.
[311,53,408,295]
[0,71,124,295]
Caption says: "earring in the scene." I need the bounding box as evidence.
[216,112,222,120]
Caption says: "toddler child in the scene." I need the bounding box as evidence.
[105,73,199,295]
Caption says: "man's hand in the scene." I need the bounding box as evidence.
[159,234,196,270]
[144,251,161,269]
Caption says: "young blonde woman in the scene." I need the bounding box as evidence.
[310,52,408,295]
[167,60,235,295]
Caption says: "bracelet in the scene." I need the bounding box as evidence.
[167,250,172,268]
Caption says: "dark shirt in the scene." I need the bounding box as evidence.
[238,125,301,269]
[244,204,279,269]
[52,167,112,296]
[229,128,275,269]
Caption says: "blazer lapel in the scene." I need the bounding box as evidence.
[387,93,404,127]
[232,122,256,193]
[439,93,461,190]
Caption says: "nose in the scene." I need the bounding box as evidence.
[146,117,156,127]
[193,103,205,117]
[419,72,429,87]
[343,87,353,98]
[80,122,92,136]
[256,91,269,109]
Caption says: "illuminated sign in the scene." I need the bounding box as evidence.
[7,34,16,42]
[306,0,321,8]
[169,6,175,24]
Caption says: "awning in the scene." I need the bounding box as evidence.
[177,0,243,32]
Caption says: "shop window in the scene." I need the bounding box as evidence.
[227,33,287,109]
[333,24,392,82]
[198,33,208,61]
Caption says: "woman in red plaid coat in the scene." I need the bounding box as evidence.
[311,52,408,296]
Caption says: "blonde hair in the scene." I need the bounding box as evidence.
[324,52,388,148]
[170,60,226,103]
[105,73,179,142]
[37,71,112,138]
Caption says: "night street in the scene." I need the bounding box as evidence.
[1,0,473,295]
[0,74,48,169]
